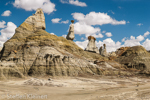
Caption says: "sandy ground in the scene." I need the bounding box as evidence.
[0,76,150,100]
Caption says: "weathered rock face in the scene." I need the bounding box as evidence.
[115,46,150,74]
[66,20,75,41]
[85,36,99,53]
[108,52,117,60]
[28,47,103,76]
[0,9,115,79]
[24,8,46,31]
[116,47,130,56]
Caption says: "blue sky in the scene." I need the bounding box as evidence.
[0,0,150,52]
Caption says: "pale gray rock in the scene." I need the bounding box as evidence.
[25,8,46,31]
[85,36,99,53]
[99,44,108,57]
[102,44,107,57]
[66,20,75,41]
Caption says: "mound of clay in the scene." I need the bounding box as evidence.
[115,46,150,74]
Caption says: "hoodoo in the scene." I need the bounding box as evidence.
[66,20,75,41]
[85,36,99,53]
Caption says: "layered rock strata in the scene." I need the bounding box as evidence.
[115,46,150,74]
[0,9,120,79]
[24,8,46,31]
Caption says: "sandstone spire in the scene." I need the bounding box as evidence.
[66,20,75,41]
[99,46,103,55]
[85,36,99,53]
[24,8,46,31]
[99,44,108,57]
[102,44,107,56]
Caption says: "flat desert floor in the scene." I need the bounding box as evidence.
[0,76,150,100]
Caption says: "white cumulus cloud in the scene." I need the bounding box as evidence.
[13,0,56,14]
[92,33,103,38]
[60,0,87,7]
[61,20,69,24]
[75,40,88,49]
[74,22,101,37]
[71,11,126,39]
[122,37,126,42]
[1,10,11,16]
[72,12,126,26]
[0,22,17,47]
[123,35,144,47]
[51,18,62,23]
[0,21,6,28]
[51,18,69,24]
[143,31,150,37]
[105,32,112,37]
[142,39,150,50]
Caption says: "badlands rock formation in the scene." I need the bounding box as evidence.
[115,46,150,74]
[99,44,108,57]
[115,47,130,56]
[24,8,46,31]
[66,20,75,41]
[1,9,126,80]
[99,46,103,55]
[85,36,99,53]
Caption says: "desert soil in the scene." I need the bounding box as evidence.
[0,76,150,100]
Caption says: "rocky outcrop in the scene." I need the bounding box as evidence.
[66,20,75,41]
[0,9,114,79]
[115,47,130,56]
[99,44,108,57]
[108,52,116,57]
[115,46,150,74]
[99,46,103,55]
[102,44,107,56]
[24,8,46,31]
[85,36,99,53]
